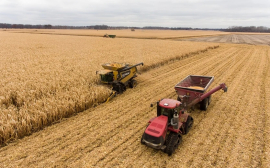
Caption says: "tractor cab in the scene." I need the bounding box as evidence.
[98,70,114,84]
[157,99,181,123]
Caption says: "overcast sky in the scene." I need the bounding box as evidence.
[0,0,270,28]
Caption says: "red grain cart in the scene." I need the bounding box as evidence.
[175,75,227,110]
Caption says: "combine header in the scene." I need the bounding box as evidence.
[96,62,143,102]
[141,75,227,155]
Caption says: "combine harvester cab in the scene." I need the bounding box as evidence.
[96,62,143,102]
[141,75,228,156]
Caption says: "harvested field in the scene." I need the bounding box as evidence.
[184,34,270,45]
[0,42,270,167]
[3,29,230,39]
[0,30,218,146]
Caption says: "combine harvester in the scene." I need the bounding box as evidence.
[96,62,143,102]
[141,75,227,155]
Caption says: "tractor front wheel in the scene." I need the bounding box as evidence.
[165,133,182,156]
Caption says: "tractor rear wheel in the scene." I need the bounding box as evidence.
[165,133,182,156]
[200,97,208,110]
[184,116,194,134]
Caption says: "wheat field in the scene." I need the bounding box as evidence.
[0,30,218,146]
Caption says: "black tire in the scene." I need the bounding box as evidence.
[129,79,137,88]
[184,116,194,135]
[112,82,126,94]
[208,95,212,105]
[200,97,208,110]
[129,79,134,88]
[165,133,182,156]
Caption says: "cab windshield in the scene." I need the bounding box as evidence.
[100,72,113,82]
[160,107,173,118]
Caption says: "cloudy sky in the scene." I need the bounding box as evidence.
[0,0,270,28]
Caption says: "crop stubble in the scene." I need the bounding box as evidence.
[0,41,269,168]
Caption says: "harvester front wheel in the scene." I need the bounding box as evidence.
[112,82,126,94]
[200,98,208,111]
[165,133,182,156]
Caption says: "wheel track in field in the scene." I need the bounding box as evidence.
[262,48,270,167]
[187,46,269,167]
[225,47,265,167]
[1,44,269,167]
[189,46,260,167]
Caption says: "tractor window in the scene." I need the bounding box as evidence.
[100,72,113,82]
[160,108,173,120]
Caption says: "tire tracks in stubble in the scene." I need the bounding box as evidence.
[191,46,260,168]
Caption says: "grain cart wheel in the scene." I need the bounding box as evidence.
[184,116,194,135]
[165,133,182,156]
[200,97,208,111]
[208,95,212,105]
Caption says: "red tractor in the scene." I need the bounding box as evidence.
[141,98,193,155]
[141,75,227,155]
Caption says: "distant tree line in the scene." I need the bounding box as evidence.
[226,26,270,33]
[1,23,270,32]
